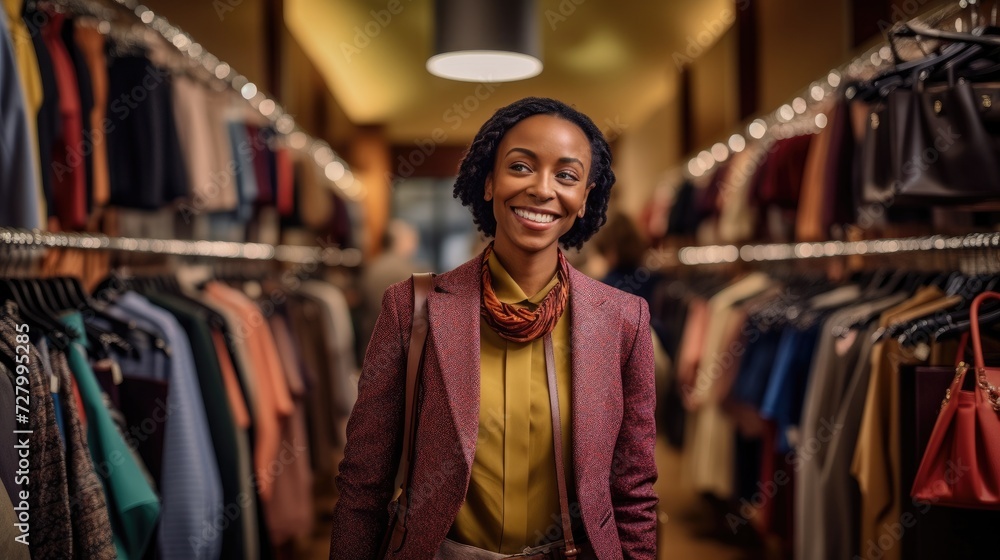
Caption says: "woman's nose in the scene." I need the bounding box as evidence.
[526,174,555,200]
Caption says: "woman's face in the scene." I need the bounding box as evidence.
[485,114,594,257]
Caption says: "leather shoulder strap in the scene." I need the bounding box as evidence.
[390,272,433,550]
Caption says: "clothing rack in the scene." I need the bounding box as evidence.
[0,227,362,267]
[677,1,964,181]
[676,232,1000,265]
[54,0,362,200]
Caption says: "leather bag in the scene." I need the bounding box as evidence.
[861,75,1000,206]
[911,291,1000,509]
[378,272,434,558]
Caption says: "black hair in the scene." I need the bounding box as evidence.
[453,97,616,250]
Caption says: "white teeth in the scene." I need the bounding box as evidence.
[514,208,555,223]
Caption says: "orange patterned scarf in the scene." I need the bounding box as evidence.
[480,242,570,343]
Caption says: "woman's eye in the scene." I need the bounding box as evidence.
[510,163,530,172]
[557,172,579,182]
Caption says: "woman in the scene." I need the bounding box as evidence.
[330,97,658,559]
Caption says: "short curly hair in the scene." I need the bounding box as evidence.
[453,97,616,250]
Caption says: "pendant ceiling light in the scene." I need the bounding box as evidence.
[427,0,542,82]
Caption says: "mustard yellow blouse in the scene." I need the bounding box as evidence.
[448,252,575,554]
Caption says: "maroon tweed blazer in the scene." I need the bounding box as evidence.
[330,251,658,559]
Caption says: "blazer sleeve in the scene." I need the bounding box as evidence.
[611,297,659,558]
[329,280,410,559]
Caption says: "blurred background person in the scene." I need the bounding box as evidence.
[359,219,425,349]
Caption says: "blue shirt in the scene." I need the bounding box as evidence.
[0,8,41,229]
[107,293,224,560]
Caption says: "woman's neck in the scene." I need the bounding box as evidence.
[491,240,560,298]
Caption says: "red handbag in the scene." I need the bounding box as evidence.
[911,291,1000,509]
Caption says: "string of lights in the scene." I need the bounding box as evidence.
[679,1,965,182]
[83,0,365,201]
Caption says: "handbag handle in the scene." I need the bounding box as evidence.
[968,291,1000,411]
[388,272,435,552]
[969,291,1000,370]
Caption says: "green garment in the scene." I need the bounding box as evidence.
[61,312,160,560]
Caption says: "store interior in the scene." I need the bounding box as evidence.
[3,0,1000,559]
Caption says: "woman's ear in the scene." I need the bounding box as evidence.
[484,174,494,201]
[577,183,596,218]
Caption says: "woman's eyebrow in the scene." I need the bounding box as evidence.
[505,148,584,168]
[505,147,537,159]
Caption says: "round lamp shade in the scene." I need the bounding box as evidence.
[427,0,542,82]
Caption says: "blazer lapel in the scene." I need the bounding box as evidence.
[427,255,483,471]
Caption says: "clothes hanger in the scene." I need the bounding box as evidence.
[0,280,71,348]
[896,274,999,346]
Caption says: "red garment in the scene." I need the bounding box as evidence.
[275,148,294,216]
[754,135,814,209]
[40,11,86,229]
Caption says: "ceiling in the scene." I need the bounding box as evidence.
[285,0,733,144]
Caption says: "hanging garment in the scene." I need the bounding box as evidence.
[202,283,293,502]
[0,354,23,503]
[794,293,906,560]
[106,50,188,210]
[73,23,110,209]
[0,478,29,560]
[171,75,238,213]
[2,0,45,226]
[0,316,73,558]
[60,16,94,217]
[686,272,772,499]
[211,328,261,560]
[102,293,225,560]
[39,10,87,229]
[264,313,314,546]
[146,292,246,559]
[49,349,116,559]
[851,287,959,560]
[58,312,160,560]
[0,7,43,229]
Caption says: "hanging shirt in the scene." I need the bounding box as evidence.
[851,287,959,560]
[58,312,160,560]
[105,293,224,560]
[449,252,575,554]
[73,24,110,208]
[40,10,87,229]
[145,293,245,560]
[2,0,45,226]
[201,283,294,502]
[0,7,42,228]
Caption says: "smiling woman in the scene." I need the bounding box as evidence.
[330,97,658,559]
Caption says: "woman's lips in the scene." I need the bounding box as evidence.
[512,207,559,231]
